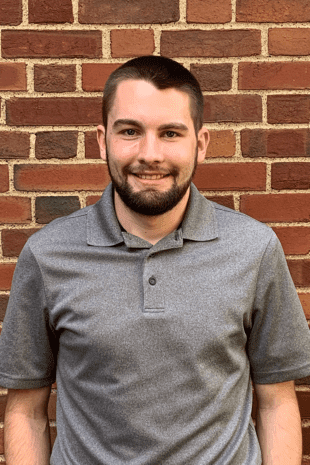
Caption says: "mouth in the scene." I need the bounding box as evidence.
[134,174,168,180]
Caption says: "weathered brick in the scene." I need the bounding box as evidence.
[0,132,30,159]
[207,130,235,158]
[0,197,31,223]
[272,163,310,190]
[236,0,310,22]
[0,63,26,91]
[2,30,102,58]
[240,194,310,222]
[0,0,22,25]
[79,0,179,24]
[241,129,310,158]
[36,132,78,159]
[0,165,9,193]
[187,0,231,23]
[190,64,232,91]
[161,30,261,58]
[204,95,262,123]
[299,294,310,319]
[6,98,102,126]
[82,63,120,92]
[34,65,76,93]
[85,131,99,159]
[2,228,40,257]
[0,295,9,320]
[287,260,310,288]
[268,96,310,124]
[269,29,310,56]
[111,29,155,58]
[29,0,73,23]
[14,164,110,192]
[192,163,266,191]
[239,62,310,90]
[0,264,15,291]
[205,195,235,210]
[36,196,80,223]
[273,227,310,255]
[86,194,101,206]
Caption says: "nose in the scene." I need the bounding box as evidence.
[137,133,164,164]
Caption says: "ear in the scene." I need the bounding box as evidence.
[97,125,107,161]
[196,127,210,164]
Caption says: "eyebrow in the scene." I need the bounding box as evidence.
[112,119,189,132]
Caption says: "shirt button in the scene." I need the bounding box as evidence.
[149,276,156,285]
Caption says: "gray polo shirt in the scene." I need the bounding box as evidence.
[1,183,310,465]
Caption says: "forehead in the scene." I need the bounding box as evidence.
[109,79,193,128]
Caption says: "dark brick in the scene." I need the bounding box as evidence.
[272,163,310,190]
[29,0,73,23]
[0,132,30,159]
[206,195,235,209]
[35,196,80,223]
[268,95,310,124]
[239,62,310,90]
[0,0,22,25]
[0,295,9,320]
[34,65,76,93]
[2,228,40,257]
[287,260,310,288]
[85,131,100,159]
[190,64,232,91]
[204,95,262,123]
[35,132,78,159]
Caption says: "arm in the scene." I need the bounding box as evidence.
[254,380,302,465]
[4,385,52,465]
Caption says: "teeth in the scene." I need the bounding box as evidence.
[137,174,165,180]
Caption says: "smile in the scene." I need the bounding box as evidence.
[135,174,167,180]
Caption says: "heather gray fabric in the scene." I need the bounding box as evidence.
[1,183,310,465]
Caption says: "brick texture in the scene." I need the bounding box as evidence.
[34,65,76,93]
[0,165,9,192]
[6,98,102,126]
[239,62,310,90]
[2,228,40,257]
[299,294,310,319]
[28,0,73,24]
[236,0,310,22]
[272,163,310,190]
[206,195,235,210]
[269,29,310,56]
[287,260,310,288]
[35,196,80,223]
[79,0,179,24]
[0,63,26,91]
[190,64,232,91]
[207,130,235,158]
[111,30,155,58]
[272,227,310,255]
[240,194,310,222]
[82,64,120,92]
[0,197,31,223]
[0,0,22,25]
[0,132,30,159]
[161,30,261,58]
[187,0,232,24]
[85,131,99,159]
[35,132,78,159]
[0,295,9,320]
[0,264,15,291]
[268,96,310,124]
[2,30,102,58]
[204,95,262,123]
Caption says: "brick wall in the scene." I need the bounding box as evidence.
[0,0,310,462]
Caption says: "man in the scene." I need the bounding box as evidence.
[1,56,310,465]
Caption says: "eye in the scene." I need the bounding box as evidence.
[165,131,178,138]
[123,129,136,136]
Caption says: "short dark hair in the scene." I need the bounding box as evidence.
[102,55,204,134]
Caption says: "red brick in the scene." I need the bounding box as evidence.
[6,98,102,126]
[79,0,179,23]
[0,0,22,25]
[111,30,155,58]
[207,130,235,158]
[0,295,9,320]
[0,264,15,291]
[297,391,310,418]
[14,164,109,192]
[272,163,310,190]
[29,0,73,23]
[2,228,40,257]
[0,132,30,159]
[2,30,102,58]
[299,294,310,319]
[240,194,310,223]
[48,392,57,420]
[241,129,310,158]
[36,132,78,159]
[50,425,57,446]
[0,63,26,91]
[0,427,3,453]
[287,260,310,288]
[187,0,231,23]
[236,0,310,22]
[34,65,76,93]
[193,163,266,191]
[190,64,232,91]
[36,196,80,223]
[0,165,9,192]
[204,95,262,123]
[82,63,120,92]
[85,131,99,159]
[0,197,31,223]
[273,227,310,255]
[268,96,310,124]
[0,394,6,421]
[206,195,235,210]
[269,29,310,56]
[304,425,310,455]
[240,62,310,90]
[86,194,101,206]
[161,30,261,58]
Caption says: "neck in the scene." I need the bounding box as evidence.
[114,189,190,245]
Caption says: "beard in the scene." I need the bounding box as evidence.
[105,147,198,216]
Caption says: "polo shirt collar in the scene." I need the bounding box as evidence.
[87,182,218,247]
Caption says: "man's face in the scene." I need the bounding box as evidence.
[97,79,209,216]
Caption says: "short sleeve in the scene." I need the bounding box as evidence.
[0,242,57,389]
[248,232,310,384]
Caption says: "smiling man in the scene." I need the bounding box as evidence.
[1,56,310,465]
